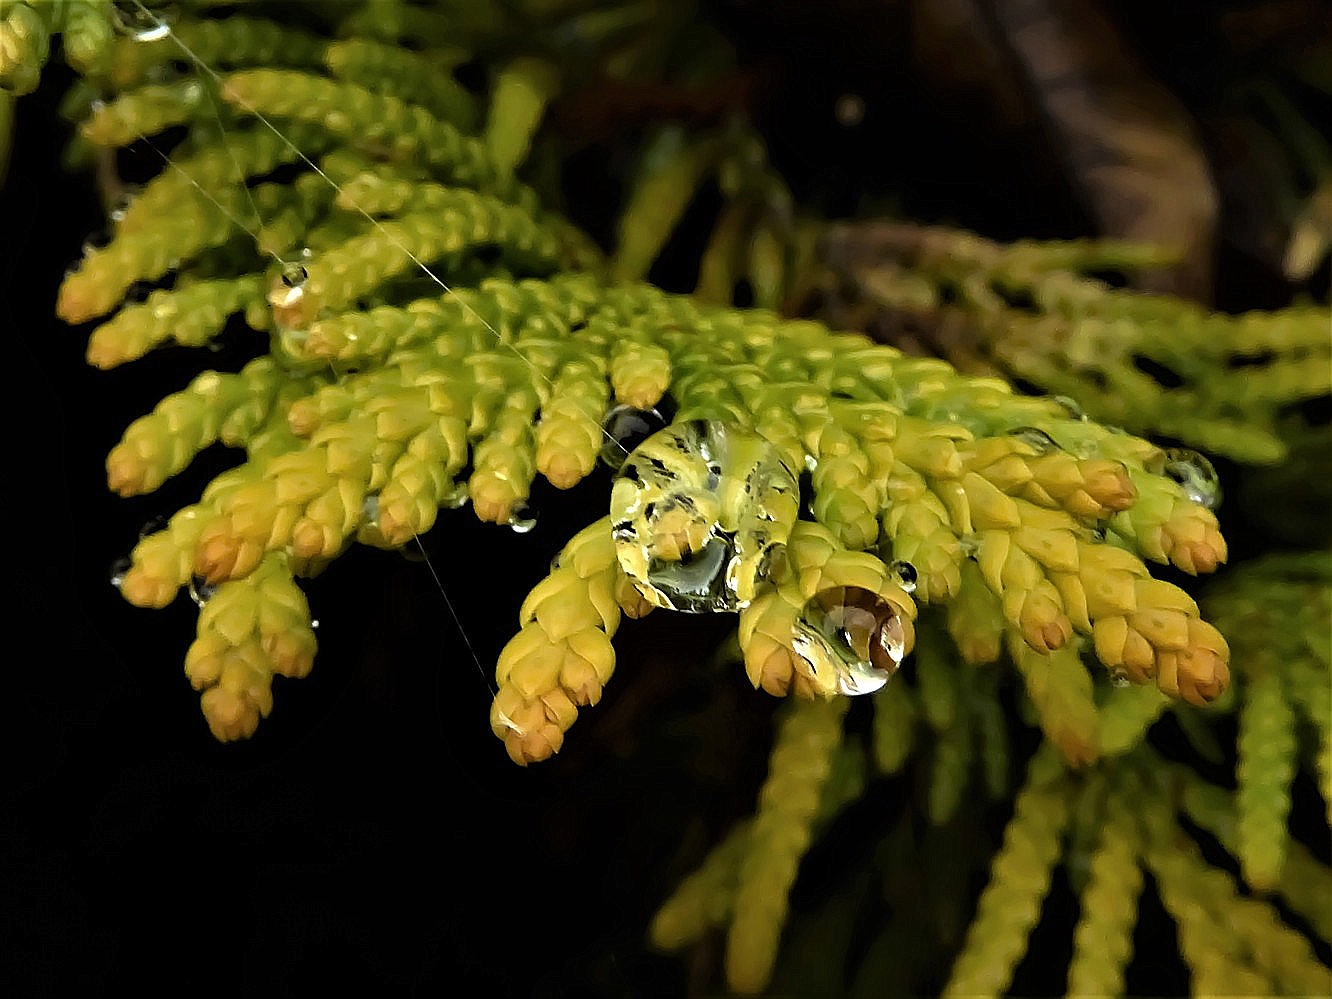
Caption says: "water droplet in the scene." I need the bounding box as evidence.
[959,534,980,558]
[600,403,669,471]
[1052,395,1086,421]
[281,262,308,288]
[362,494,380,526]
[791,586,907,696]
[507,503,538,533]
[609,420,799,612]
[1162,448,1221,510]
[1110,668,1130,689]
[1008,426,1059,455]
[442,484,469,509]
[82,229,112,257]
[111,2,173,42]
[188,574,218,608]
[138,514,167,538]
[549,553,564,573]
[310,619,320,630]
[109,556,131,589]
[889,559,917,595]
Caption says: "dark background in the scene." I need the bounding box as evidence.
[3,4,1327,996]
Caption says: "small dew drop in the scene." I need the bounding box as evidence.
[1008,426,1059,455]
[281,262,308,288]
[82,229,112,257]
[109,556,131,590]
[442,484,470,509]
[1162,448,1221,510]
[1052,395,1086,421]
[362,494,380,526]
[959,534,980,558]
[310,619,320,630]
[188,575,218,608]
[549,553,564,573]
[507,503,538,533]
[1110,668,1131,689]
[889,559,918,595]
[111,3,172,42]
[138,514,166,538]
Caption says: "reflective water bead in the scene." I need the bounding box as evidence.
[281,262,308,289]
[600,403,670,471]
[1110,668,1131,689]
[791,586,908,696]
[362,494,380,526]
[888,560,917,594]
[138,514,167,538]
[188,575,218,608]
[609,420,799,613]
[1162,448,1221,510]
[442,483,470,509]
[111,2,173,41]
[1007,426,1060,455]
[1052,395,1086,421]
[109,556,131,590]
[507,503,538,533]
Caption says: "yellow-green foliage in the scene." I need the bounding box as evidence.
[16,3,1330,997]
[823,223,1331,464]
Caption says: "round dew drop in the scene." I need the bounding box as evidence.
[792,586,908,696]
[888,559,918,595]
[1052,395,1087,421]
[109,556,132,590]
[1007,426,1060,455]
[110,3,173,42]
[1162,448,1221,510]
[188,574,218,608]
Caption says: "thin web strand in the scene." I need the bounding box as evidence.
[136,1,633,461]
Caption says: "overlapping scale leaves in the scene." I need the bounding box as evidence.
[38,5,1329,998]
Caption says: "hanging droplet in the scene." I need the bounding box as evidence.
[110,2,173,42]
[310,619,320,630]
[82,229,112,258]
[188,574,218,608]
[791,586,908,696]
[137,514,167,538]
[281,262,308,289]
[888,559,918,595]
[1008,426,1059,455]
[1110,668,1131,689]
[610,420,799,612]
[1052,395,1086,421]
[109,556,132,590]
[1162,448,1221,510]
[600,403,669,471]
[362,494,380,527]
[441,483,470,509]
[549,553,564,573]
[507,503,538,533]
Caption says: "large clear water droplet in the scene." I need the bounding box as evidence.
[111,3,173,41]
[1008,426,1059,455]
[889,560,917,594]
[507,503,538,533]
[188,575,218,608]
[609,420,799,612]
[600,403,670,471]
[1162,448,1220,510]
[791,586,908,696]
[109,556,131,590]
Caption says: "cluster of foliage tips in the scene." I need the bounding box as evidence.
[5,1,1329,996]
